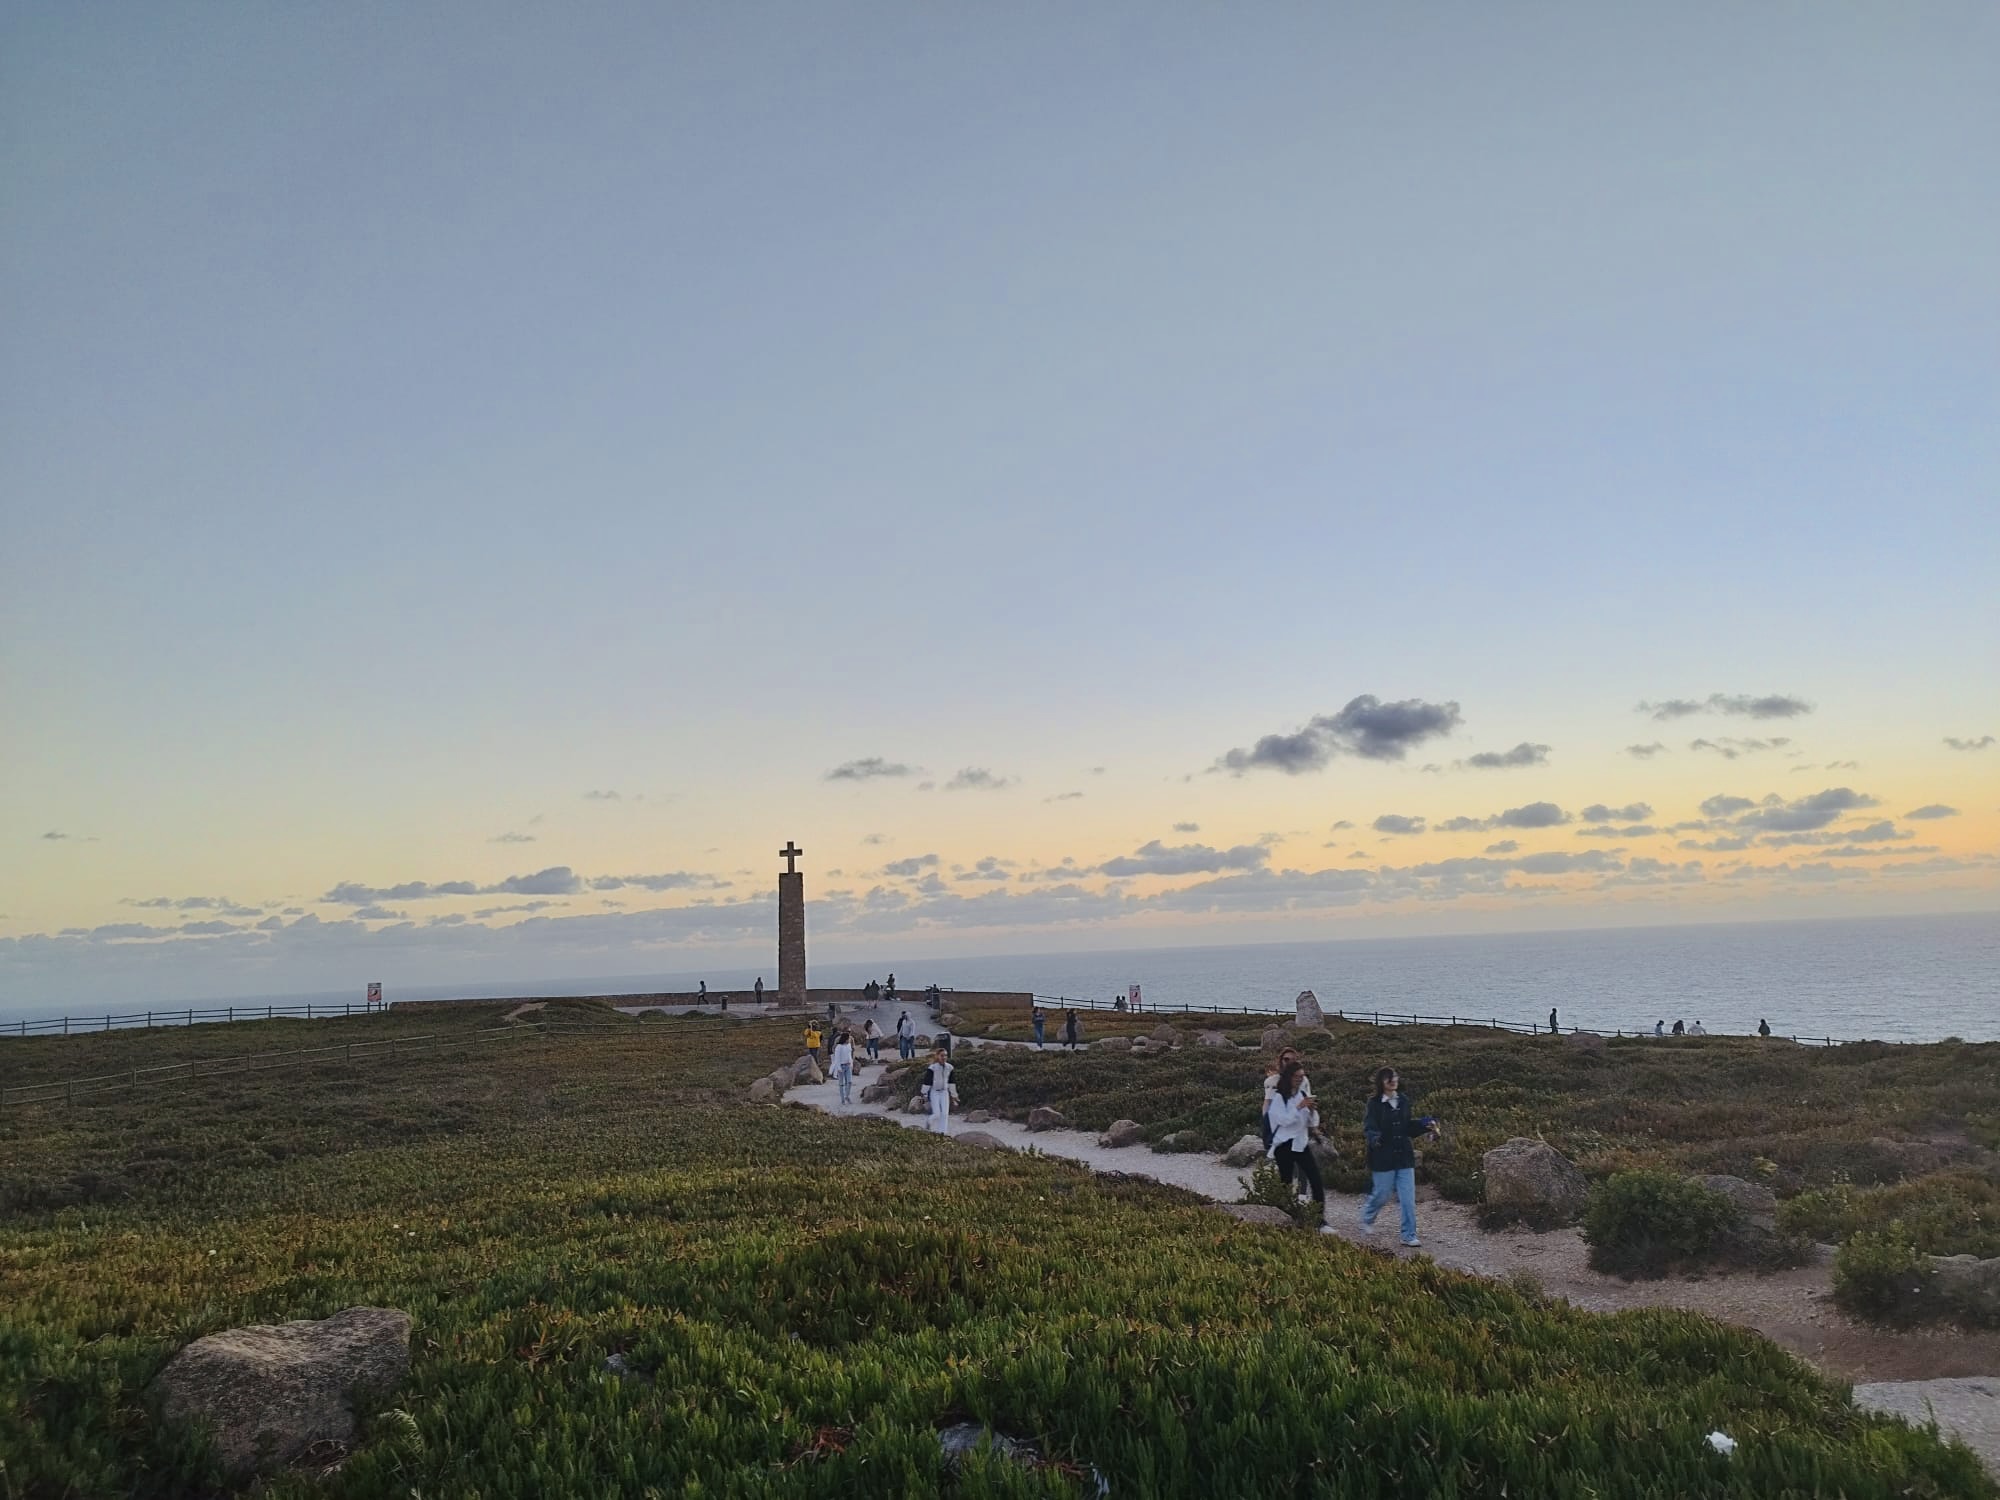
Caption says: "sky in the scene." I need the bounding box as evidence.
[3,5,1996,1012]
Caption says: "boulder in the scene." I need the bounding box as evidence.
[1482,1138,1590,1225]
[1696,1174,1778,1225]
[1160,1130,1198,1150]
[1217,1204,1296,1227]
[858,1082,895,1104]
[1129,1037,1152,1054]
[879,1067,911,1089]
[792,1056,825,1086]
[914,1034,933,1049]
[962,1110,994,1124]
[1196,1030,1231,1048]
[1563,1031,1608,1053]
[954,1131,1006,1151]
[1092,1036,1132,1053]
[1260,1025,1288,1052]
[1294,990,1325,1028]
[1149,1024,1181,1047]
[938,1014,965,1032]
[153,1307,411,1474]
[1929,1255,2000,1321]
[748,1077,779,1106]
[764,1068,793,1097]
[1099,1119,1145,1149]
[1027,1106,1067,1132]
[904,1095,929,1115]
[1221,1135,1266,1168]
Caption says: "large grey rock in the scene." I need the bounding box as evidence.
[879,1067,911,1089]
[1853,1377,2000,1480]
[904,1095,929,1115]
[1099,1119,1144,1148]
[1929,1255,2000,1321]
[1196,1030,1231,1047]
[1222,1135,1266,1168]
[961,1109,993,1123]
[937,1013,965,1032]
[792,1055,825,1086]
[1027,1106,1067,1132]
[1482,1138,1590,1225]
[1092,1036,1132,1053]
[914,1034,933,1049]
[748,1077,779,1105]
[1218,1204,1295,1227]
[1149,1023,1181,1047]
[858,1082,896,1104]
[1563,1030,1608,1052]
[1260,1024,1288,1051]
[1160,1130,1198,1150]
[154,1307,411,1473]
[1696,1174,1778,1224]
[764,1068,792,1097]
[1294,990,1325,1028]
[954,1131,1006,1151]
[1307,1139,1341,1176]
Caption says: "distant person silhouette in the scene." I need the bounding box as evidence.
[1654,1020,1665,1037]
[755,976,764,1002]
[1063,1009,1080,1051]
[1689,1020,1708,1036]
[1758,1018,1772,1038]
[1672,1019,1685,1036]
[1549,1008,1559,1035]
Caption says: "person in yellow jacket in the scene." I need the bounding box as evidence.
[803,1023,823,1067]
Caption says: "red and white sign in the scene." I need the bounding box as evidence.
[1128,983,1142,1011]
[366,982,383,1009]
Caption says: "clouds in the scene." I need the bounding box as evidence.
[1638,693,1814,721]
[882,854,940,877]
[40,830,97,841]
[321,865,723,905]
[581,789,622,801]
[1216,695,1462,774]
[1626,743,1668,759]
[1460,742,1551,770]
[1436,801,1572,834]
[1690,736,1791,759]
[1735,786,1877,834]
[122,894,262,916]
[490,832,536,843]
[1098,840,1270,877]
[1580,802,1653,824]
[1372,814,1425,835]
[1944,735,1995,752]
[1045,791,1085,802]
[1172,822,1200,833]
[944,767,1014,792]
[825,757,914,782]
[1905,804,1959,820]
[588,871,724,892]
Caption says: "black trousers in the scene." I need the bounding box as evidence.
[1274,1140,1325,1207]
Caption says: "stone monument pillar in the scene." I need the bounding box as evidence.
[776,841,807,1007]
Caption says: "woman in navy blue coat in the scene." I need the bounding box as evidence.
[1361,1064,1436,1247]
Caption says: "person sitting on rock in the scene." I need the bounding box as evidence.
[920,1045,958,1134]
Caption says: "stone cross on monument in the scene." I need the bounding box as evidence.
[776,840,807,1006]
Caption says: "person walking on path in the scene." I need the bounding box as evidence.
[1266,1059,1332,1233]
[1361,1065,1436,1248]
[804,1022,823,1068]
[863,1017,882,1061]
[1063,1009,1080,1051]
[920,1045,958,1134]
[896,1011,915,1060]
[1261,1046,1312,1151]
[1549,1008,1559,1035]
[1032,1007,1046,1049]
[831,1029,855,1105]
[698,980,708,1005]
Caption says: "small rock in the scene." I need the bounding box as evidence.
[914,1034,933,1048]
[1092,1036,1131,1053]
[954,1131,1006,1151]
[1149,1024,1181,1047]
[1260,1025,1288,1051]
[1159,1130,1197,1150]
[1099,1119,1144,1148]
[858,1082,895,1104]
[1218,1204,1296,1227]
[764,1068,792,1097]
[904,1095,929,1115]
[1196,1030,1231,1047]
[1928,1254,2000,1320]
[1294,990,1325,1028]
[938,1014,965,1032]
[962,1110,993,1124]
[748,1077,778,1105]
[1027,1106,1067,1132]
[1221,1135,1265,1168]
[152,1307,412,1474]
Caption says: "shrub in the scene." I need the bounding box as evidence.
[1581,1171,1740,1277]
[1833,1230,1937,1323]
[1241,1159,1317,1228]
[1780,1172,2000,1259]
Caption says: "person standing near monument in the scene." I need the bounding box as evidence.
[831,1028,855,1105]
[755,976,765,1003]
[804,1021,823,1068]
[896,1010,914,1060]
[920,1045,959,1134]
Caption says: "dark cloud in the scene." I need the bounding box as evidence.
[956,857,1013,883]
[1460,742,1551,770]
[581,790,622,801]
[351,905,406,921]
[1639,693,1813,721]
[1347,850,1371,860]
[1483,840,1519,854]
[1580,802,1653,823]
[1436,816,1485,833]
[1735,786,1878,834]
[1099,840,1270,877]
[1372,814,1426,835]
[1329,820,1354,831]
[1905,804,1959,820]
[1216,695,1463,774]
[321,866,591,904]
[1576,824,1655,839]
[825,757,914,782]
[944,767,1014,791]
[1699,794,1757,817]
[1495,801,1570,829]
[489,867,585,896]
[1678,835,1752,852]
[1044,791,1085,802]
[490,832,536,844]
[861,834,887,845]
[1172,822,1200,833]
[471,900,563,918]
[882,854,941,877]
[122,894,256,912]
[1690,736,1791,759]
[1625,743,1668,758]
[1759,821,1912,849]
[1944,736,1995,752]
[588,871,721,892]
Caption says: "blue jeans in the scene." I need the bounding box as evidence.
[835,1063,852,1104]
[1363,1168,1418,1242]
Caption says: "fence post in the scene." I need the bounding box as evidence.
[64,1016,69,1036]
[229,1007,234,1023]
[267,1005,273,1020]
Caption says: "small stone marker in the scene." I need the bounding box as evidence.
[1294,990,1325,1027]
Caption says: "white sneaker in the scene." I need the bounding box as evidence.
[1359,1217,1378,1235]
[1401,1238,1422,1248]
[1318,1224,1338,1236]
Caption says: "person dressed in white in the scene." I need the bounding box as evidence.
[831,1029,856,1105]
[1265,1059,1332,1233]
[1689,1020,1708,1036]
[862,1017,882,1061]
[920,1046,959,1134]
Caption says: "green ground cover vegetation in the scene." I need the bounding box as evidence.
[1,1001,1993,1495]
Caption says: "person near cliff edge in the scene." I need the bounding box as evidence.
[1361,1065,1437,1248]
[755,976,764,1003]
[1549,1007,1559,1035]
[1758,1018,1772,1038]
[1063,1008,1080,1051]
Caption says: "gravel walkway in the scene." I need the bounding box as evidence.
[792,1046,2000,1475]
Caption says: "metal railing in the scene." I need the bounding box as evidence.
[1027,994,1858,1046]
[2,1001,381,1038]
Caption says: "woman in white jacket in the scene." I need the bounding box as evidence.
[920,1046,959,1134]
[1266,1059,1333,1233]
[831,1029,856,1105]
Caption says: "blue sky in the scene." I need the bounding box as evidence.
[3,5,1995,1010]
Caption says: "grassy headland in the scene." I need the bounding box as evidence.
[1,1001,1992,1496]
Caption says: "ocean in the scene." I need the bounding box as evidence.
[3,912,1994,1044]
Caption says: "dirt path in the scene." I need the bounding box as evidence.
[792,1047,2000,1473]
